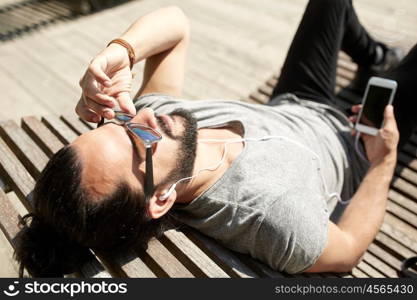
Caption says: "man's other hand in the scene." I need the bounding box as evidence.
[360,105,399,165]
[76,44,137,123]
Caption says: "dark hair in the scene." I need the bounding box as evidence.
[14,145,170,277]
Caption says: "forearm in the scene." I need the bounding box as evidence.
[338,156,396,263]
[119,6,189,63]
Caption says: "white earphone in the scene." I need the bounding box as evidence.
[158,138,244,201]
[157,133,366,205]
[159,184,177,201]
[158,100,369,204]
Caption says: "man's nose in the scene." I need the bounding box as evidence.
[134,107,158,130]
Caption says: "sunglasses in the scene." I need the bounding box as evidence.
[97,111,162,204]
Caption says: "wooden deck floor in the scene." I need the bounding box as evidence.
[1,0,416,123]
[0,0,417,277]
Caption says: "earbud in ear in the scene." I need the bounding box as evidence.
[158,192,170,201]
[159,184,177,201]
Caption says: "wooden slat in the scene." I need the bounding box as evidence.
[350,267,370,278]
[391,176,417,202]
[17,5,49,26]
[160,229,229,278]
[375,231,417,260]
[0,120,49,178]
[22,116,63,157]
[362,252,397,278]
[97,249,157,278]
[184,228,259,278]
[388,189,417,216]
[337,57,357,73]
[42,115,78,144]
[138,238,194,278]
[0,229,20,277]
[266,78,278,88]
[356,260,385,278]
[60,115,91,135]
[26,3,56,20]
[335,76,350,90]
[42,0,73,15]
[396,164,417,189]
[398,152,417,172]
[385,212,417,246]
[381,219,417,251]
[79,119,95,130]
[387,200,417,229]
[0,137,34,209]
[367,243,403,274]
[116,254,157,278]
[258,85,273,97]
[249,91,269,104]
[0,188,20,243]
[336,66,355,81]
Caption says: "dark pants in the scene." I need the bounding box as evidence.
[270,0,417,149]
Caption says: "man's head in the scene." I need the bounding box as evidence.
[74,107,198,218]
[14,107,198,276]
[73,106,199,226]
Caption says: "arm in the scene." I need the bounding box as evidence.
[122,6,190,98]
[76,6,189,122]
[305,105,399,273]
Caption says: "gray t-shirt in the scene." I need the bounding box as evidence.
[135,93,369,274]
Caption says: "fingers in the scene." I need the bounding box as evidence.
[383,104,394,122]
[117,92,136,115]
[349,105,362,126]
[75,98,101,123]
[382,105,399,132]
[351,104,362,114]
[88,58,112,87]
[84,94,116,119]
[75,93,117,123]
[79,54,135,122]
[380,105,399,150]
[80,74,117,108]
[348,115,358,124]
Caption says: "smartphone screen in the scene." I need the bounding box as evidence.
[359,85,393,128]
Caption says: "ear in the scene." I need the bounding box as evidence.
[147,188,177,219]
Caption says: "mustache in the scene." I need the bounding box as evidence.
[155,109,196,139]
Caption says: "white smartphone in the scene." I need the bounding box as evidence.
[355,76,397,136]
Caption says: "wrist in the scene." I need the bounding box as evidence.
[372,152,397,168]
[369,154,396,180]
[107,38,136,69]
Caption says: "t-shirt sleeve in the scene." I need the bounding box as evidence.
[134,93,174,110]
[254,188,329,274]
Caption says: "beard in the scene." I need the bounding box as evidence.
[155,109,198,189]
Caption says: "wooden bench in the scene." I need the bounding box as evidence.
[0,54,416,278]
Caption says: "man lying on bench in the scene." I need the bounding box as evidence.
[15,0,416,277]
